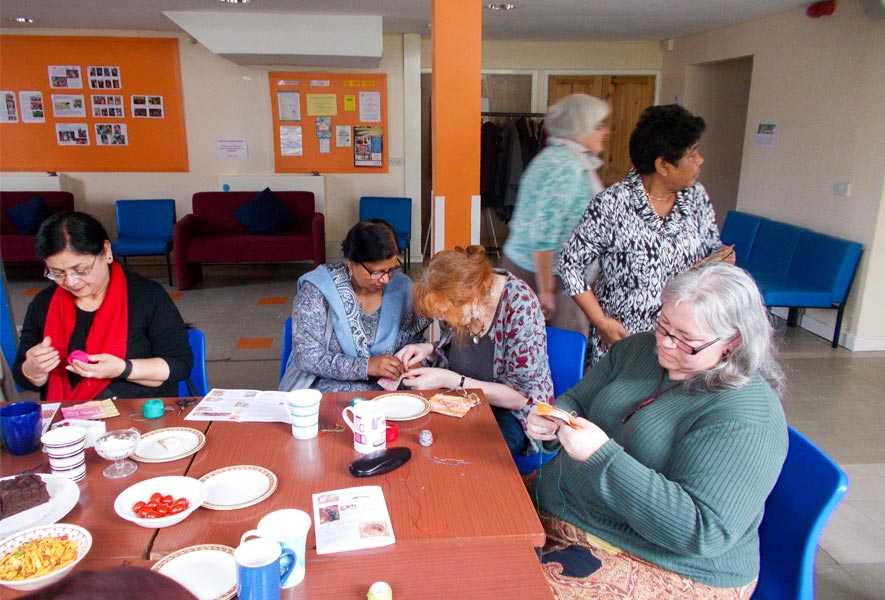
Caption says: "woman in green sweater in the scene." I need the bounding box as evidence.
[527,262,787,600]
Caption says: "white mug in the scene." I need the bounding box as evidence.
[240,509,311,589]
[341,401,386,454]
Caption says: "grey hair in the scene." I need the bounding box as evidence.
[544,94,610,141]
[661,263,786,398]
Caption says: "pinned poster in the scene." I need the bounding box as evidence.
[358,91,381,122]
[1,91,18,123]
[354,126,383,167]
[280,125,303,156]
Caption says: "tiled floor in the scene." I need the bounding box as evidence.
[4,260,884,598]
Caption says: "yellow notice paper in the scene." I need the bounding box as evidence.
[306,94,338,116]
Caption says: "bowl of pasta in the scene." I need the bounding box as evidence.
[0,524,91,591]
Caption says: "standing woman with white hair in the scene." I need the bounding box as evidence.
[500,93,610,334]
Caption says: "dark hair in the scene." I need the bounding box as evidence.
[629,104,706,174]
[35,211,109,260]
[20,566,196,599]
[340,219,399,263]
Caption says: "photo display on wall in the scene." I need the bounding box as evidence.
[0,35,188,171]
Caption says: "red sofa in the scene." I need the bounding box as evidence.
[173,191,325,290]
[1,191,75,263]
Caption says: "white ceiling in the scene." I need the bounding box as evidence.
[0,0,810,41]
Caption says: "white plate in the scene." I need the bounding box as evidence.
[198,465,277,511]
[0,474,80,538]
[373,393,431,421]
[132,427,206,463]
[152,544,236,600]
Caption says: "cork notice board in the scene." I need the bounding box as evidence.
[269,71,387,174]
[0,35,187,172]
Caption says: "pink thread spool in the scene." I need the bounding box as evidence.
[418,429,433,446]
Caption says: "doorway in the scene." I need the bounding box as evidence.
[683,57,753,227]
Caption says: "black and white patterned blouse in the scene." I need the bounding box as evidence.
[558,169,722,366]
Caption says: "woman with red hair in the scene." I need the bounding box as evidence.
[397,246,553,455]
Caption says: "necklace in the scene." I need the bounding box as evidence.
[468,311,485,345]
[645,188,674,204]
[621,369,682,423]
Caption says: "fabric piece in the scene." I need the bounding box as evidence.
[539,513,757,600]
[14,267,192,400]
[433,271,554,454]
[5,195,52,235]
[534,332,787,587]
[557,169,722,366]
[232,187,297,236]
[43,261,128,400]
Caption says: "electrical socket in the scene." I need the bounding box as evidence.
[833,182,851,197]
[389,157,403,166]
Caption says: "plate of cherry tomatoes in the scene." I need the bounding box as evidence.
[113,476,207,528]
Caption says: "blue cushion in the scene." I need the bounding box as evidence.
[232,188,297,236]
[111,237,172,256]
[788,231,862,304]
[720,210,765,261]
[5,195,53,235]
[739,262,832,307]
[748,220,803,274]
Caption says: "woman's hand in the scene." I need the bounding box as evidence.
[367,354,405,380]
[526,406,560,442]
[595,316,628,349]
[22,336,60,382]
[66,352,126,381]
[394,343,434,370]
[557,416,610,462]
[401,367,459,390]
[538,290,557,321]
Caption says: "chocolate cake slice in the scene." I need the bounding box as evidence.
[0,474,50,520]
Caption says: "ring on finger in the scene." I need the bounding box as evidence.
[86,371,93,378]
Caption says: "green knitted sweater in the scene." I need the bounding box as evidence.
[535,332,787,587]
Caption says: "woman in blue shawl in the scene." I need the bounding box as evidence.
[280,219,429,392]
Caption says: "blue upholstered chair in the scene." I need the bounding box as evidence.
[1,268,22,392]
[359,197,412,270]
[111,199,176,286]
[178,328,209,397]
[752,426,849,600]
[513,326,588,475]
[280,317,293,384]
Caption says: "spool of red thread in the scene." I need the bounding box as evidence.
[385,422,399,443]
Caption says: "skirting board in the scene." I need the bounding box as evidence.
[770,307,885,351]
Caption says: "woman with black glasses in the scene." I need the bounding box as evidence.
[13,211,192,400]
[280,219,429,392]
[525,263,787,600]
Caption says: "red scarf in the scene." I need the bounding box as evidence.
[44,261,129,401]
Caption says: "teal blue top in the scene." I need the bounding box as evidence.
[502,141,603,273]
[535,332,787,587]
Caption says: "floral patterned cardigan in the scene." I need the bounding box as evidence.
[432,271,555,454]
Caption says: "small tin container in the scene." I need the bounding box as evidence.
[418,429,433,446]
[350,396,366,408]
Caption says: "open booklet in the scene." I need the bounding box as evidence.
[184,388,290,423]
[312,486,395,555]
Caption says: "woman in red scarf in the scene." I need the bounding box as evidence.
[13,212,192,401]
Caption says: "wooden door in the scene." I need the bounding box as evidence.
[548,74,655,186]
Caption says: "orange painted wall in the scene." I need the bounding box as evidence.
[0,35,187,172]
[431,0,481,249]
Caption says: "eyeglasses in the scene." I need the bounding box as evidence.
[359,260,401,281]
[44,254,103,283]
[653,312,720,355]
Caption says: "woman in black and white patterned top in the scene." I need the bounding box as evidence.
[558,104,734,367]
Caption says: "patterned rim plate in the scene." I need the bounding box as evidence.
[372,393,431,421]
[198,465,277,511]
[0,474,80,539]
[152,544,236,600]
[131,427,206,463]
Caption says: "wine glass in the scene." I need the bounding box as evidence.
[95,429,140,479]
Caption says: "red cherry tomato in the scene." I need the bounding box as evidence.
[169,505,185,514]
[149,492,164,504]
[137,507,152,518]
[162,495,174,506]
[132,501,146,513]
[144,509,161,519]
[155,504,170,516]
[173,497,189,508]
